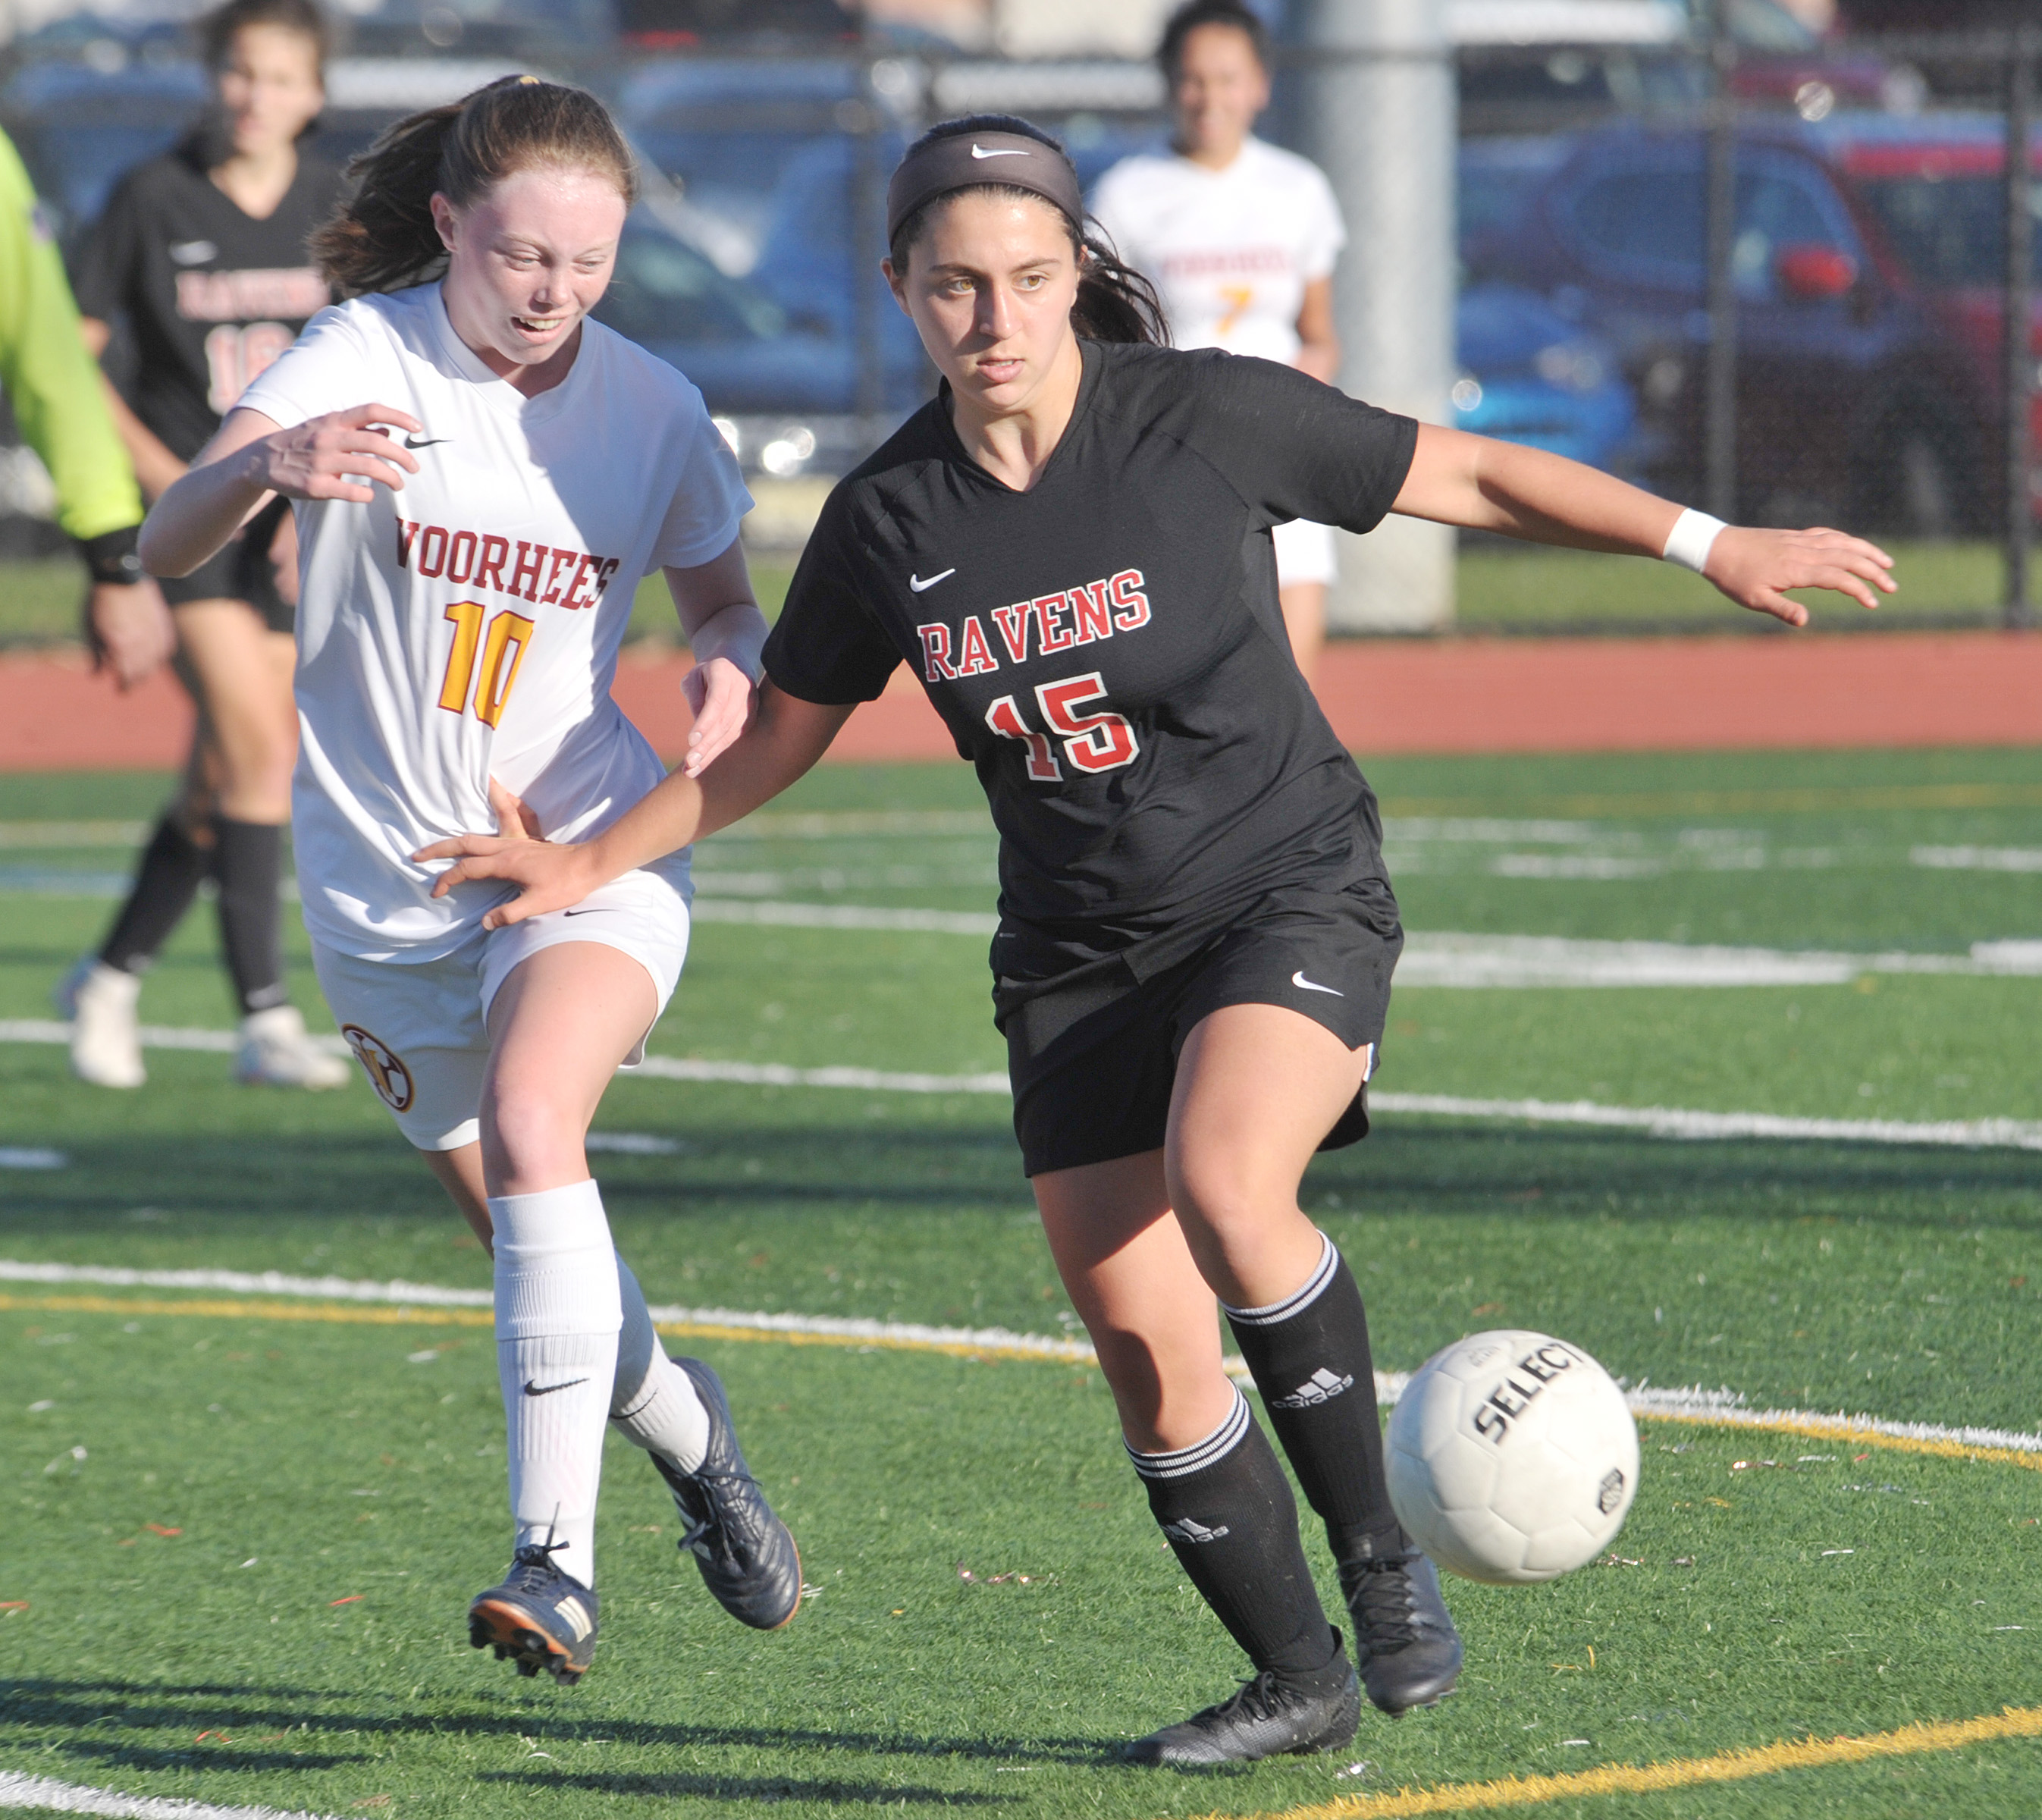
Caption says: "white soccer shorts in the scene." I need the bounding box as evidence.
[312,867,691,1151]
[1273,517,1338,588]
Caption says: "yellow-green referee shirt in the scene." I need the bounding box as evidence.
[0,128,142,541]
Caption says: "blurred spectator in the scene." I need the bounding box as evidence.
[0,127,173,689]
[59,0,349,1094]
[1091,0,1344,681]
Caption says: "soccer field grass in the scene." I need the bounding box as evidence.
[4,748,2042,1818]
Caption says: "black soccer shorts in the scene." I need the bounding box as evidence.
[158,495,294,632]
[995,880,1402,1178]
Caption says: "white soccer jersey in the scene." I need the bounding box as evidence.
[235,285,750,961]
[1090,138,1345,366]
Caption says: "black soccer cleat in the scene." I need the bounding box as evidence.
[1338,1548,1463,1715]
[649,1355,802,1631]
[1120,1655,1361,1767]
[467,1539,598,1686]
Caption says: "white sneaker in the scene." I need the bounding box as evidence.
[237,1004,351,1090]
[61,958,145,1089]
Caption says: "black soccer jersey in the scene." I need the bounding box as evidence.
[71,136,341,462]
[764,340,1418,945]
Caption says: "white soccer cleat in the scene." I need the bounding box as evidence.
[59,958,146,1089]
[236,1004,351,1090]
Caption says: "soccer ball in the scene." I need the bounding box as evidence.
[1385,1329,1639,1586]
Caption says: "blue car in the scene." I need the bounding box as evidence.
[1453,283,1639,472]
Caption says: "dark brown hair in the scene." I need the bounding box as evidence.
[1158,0,1271,78]
[309,75,637,297]
[886,115,1168,347]
[199,0,331,74]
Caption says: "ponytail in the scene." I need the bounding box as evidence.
[887,114,1168,348]
[310,74,636,297]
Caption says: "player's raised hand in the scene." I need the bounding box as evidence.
[1705,526,1896,627]
[679,653,758,777]
[245,403,425,504]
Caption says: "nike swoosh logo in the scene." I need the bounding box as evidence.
[403,435,450,450]
[1291,971,1344,996]
[560,908,607,917]
[908,568,955,592]
[971,145,1028,159]
[523,1377,589,1397]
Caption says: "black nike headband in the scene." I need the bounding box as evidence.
[884,129,1086,246]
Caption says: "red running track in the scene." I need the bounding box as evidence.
[3,629,2037,771]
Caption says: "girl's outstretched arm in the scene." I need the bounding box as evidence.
[1391,423,1896,627]
[415,679,856,928]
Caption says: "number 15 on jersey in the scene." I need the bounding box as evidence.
[986,671,1139,783]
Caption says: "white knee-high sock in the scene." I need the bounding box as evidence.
[610,1254,710,1475]
[491,1180,621,1588]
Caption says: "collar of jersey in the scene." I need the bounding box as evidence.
[424,283,589,426]
[931,339,1103,494]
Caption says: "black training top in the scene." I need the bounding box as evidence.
[764,339,1419,952]
[71,136,341,462]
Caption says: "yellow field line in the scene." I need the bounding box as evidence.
[1381,783,2042,818]
[1645,1406,2042,1473]
[0,1292,1081,1366]
[1224,1705,2042,1820]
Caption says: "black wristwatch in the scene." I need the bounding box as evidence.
[78,524,146,585]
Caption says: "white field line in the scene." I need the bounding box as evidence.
[0,1770,339,1820]
[690,899,997,937]
[3,1017,2037,1148]
[9,1260,2040,1461]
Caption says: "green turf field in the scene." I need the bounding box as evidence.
[4,748,2042,1818]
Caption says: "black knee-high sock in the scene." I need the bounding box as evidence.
[99,812,208,974]
[211,817,286,1015]
[1128,1388,1346,1684]
[1225,1234,1406,1564]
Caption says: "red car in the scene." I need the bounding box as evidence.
[1814,112,2042,526]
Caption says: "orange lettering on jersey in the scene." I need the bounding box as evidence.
[955,615,999,676]
[1035,592,1074,654]
[445,529,478,585]
[415,525,448,579]
[396,520,422,569]
[1068,579,1113,645]
[917,622,959,682]
[539,548,579,607]
[991,601,1032,664]
[1109,568,1151,631]
[475,535,509,594]
[560,554,601,611]
[509,541,547,601]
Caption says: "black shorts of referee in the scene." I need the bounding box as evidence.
[156,494,294,632]
[996,873,1401,1178]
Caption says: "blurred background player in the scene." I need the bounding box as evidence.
[1092,0,1344,680]
[58,0,348,1090]
[0,128,174,697]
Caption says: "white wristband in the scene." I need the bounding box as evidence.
[689,604,767,684]
[1661,507,1728,575]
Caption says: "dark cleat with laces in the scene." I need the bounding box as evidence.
[649,1356,802,1630]
[467,1539,598,1686]
[1119,1649,1360,1767]
[1338,1546,1463,1716]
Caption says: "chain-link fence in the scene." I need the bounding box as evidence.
[3,6,2039,630]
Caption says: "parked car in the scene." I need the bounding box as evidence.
[1471,117,1994,531]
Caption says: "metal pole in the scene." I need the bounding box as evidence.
[852,9,885,432]
[1294,0,1457,633]
[2006,27,2034,629]
[1703,0,1738,522]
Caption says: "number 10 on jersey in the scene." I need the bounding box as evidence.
[438,601,535,727]
[986,672,1139,783]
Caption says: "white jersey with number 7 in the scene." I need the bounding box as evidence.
[234,284,751,962]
